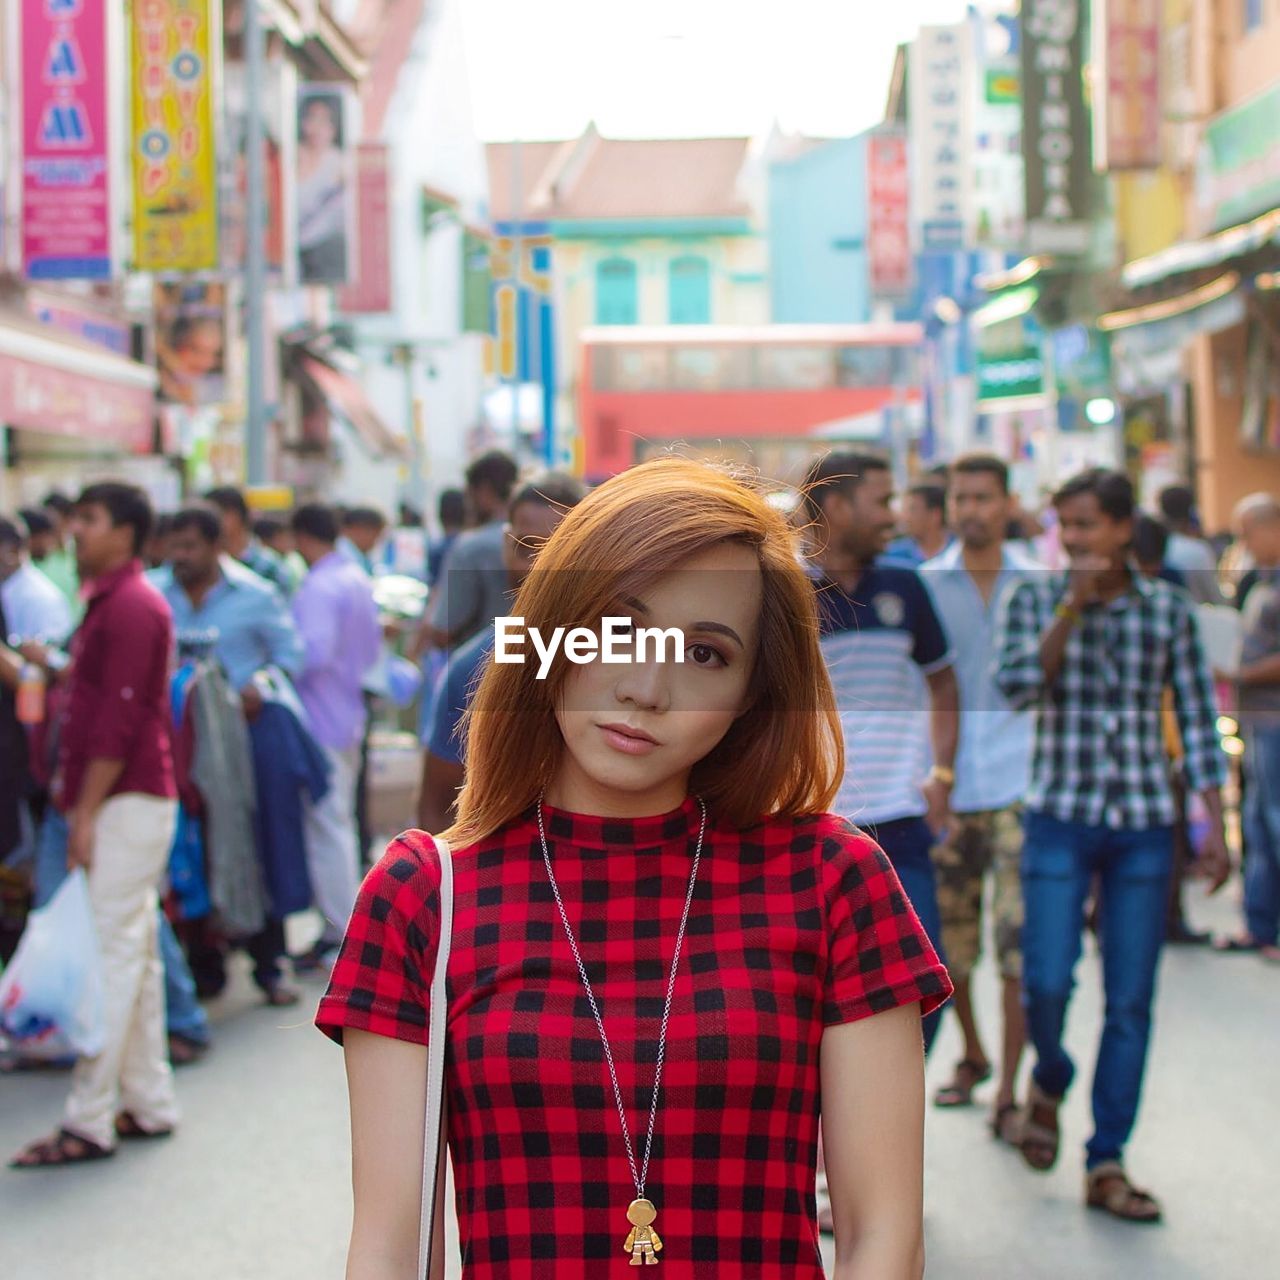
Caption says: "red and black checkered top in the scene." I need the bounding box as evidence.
[317,797,951,1278]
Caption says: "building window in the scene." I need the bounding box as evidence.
[595,258,638,325]
[1245,0,1263,31]
[668,255,711,324]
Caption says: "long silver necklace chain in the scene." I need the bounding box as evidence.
[536,793,708,1202]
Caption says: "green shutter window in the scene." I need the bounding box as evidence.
[668,255,710,325]
[596,257,637,325]
[461,231,492,334]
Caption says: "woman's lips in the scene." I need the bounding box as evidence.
[597,723,659,756]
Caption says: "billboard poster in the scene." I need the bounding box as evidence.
[907,23,972,252]
[866,128,912,297]
[969,10,1025,249]
[296,85,355,284]
[1093,0,1161,171]
[1021,0,1092,254]
[131,0,220,271]
[154,280,226,408]
[338,145,392,313]
[19,0,112,280]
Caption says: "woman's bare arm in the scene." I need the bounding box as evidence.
[820,1003,926,1280]
[343,1029,446,1280]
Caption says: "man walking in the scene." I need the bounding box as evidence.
[205,486,291,595]
[0,515,72,643]
[1158,484,1223,605]
[920,455,1039,1138]
[995,468,1228,1223]
[12,483,180,1167]
[289,504,381,970]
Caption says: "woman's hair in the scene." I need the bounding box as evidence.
[443,457,843,845]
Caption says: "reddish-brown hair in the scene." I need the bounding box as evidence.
[442,457,843,845]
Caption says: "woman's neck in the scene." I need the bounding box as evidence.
[544,760,689,819]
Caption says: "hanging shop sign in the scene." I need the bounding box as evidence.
[866,127,912,297]
[19,0,112,280]
[977,346,1046,403]
[1021,0,1092,254]
[296,84,357,285]
[1093,0,1161,171]
[1196,81,1280,233]
[131,0,220,272]
[338,145,392,314]
[908,24,972,253]
[970,11,1025,251]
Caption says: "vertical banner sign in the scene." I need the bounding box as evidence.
[20,0,112,280]
[1022,0,1092,254]
[1094,0,1161,171]
[131,0,220,271]
[866,128,912,297]
[907,24,972,252]
[338,145,392,313]
[296,85,355,284]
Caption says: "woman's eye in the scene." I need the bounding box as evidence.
[687,642,726,668]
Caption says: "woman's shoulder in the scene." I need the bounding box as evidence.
[745,811,887,877]
[360,829,453,925]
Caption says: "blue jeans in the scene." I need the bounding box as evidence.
[863,816,947,1055]
[1243,725,1280,947]
[1021,811,1173,1169]
[33,808,210,1047]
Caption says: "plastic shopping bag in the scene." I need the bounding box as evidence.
[0,868,106,1060]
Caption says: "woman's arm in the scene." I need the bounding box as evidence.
[820,1004,926,1280]
[344,1029,446,1280]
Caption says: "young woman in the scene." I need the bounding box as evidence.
[317,458,952,1279]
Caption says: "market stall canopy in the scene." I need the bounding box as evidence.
[1121,209,1280,292]
[296,354,409,460]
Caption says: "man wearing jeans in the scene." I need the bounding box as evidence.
[11,483,180,1167]
[289,504,381,970]
[995,468,1228,1224]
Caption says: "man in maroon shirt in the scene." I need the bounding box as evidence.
[11,483,181,1168]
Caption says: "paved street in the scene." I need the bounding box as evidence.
[3,882,1277,1280]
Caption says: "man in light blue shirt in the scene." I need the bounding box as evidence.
[0,516,73,644]
[919,454,1040,1134]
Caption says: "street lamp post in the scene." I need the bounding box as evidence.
[244,0,268,485]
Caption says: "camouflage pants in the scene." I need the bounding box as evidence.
[932,805,1024,983]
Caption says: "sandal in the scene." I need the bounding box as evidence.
[1085,1162,1162,1224]
[1212,935,1262,953]
[933,1057,993,1108]
[114,1111,174,1141]
[168,1033,209,1067]
[9,1128,115,1169]
[1018,1082,1062,1172]
[989,1101,1021,1146]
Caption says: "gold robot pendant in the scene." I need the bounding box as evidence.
[624,1198,663,1266]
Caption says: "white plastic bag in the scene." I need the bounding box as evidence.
[0,869,106,1059]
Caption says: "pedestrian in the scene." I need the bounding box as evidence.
[417,472,586,833]
[918,455,1039,1138]
[338,505,388,577]
[382,501,431,582]
[994,467,1229,1223]
[252,516,305,594]
[412,449,519,653]
[317,458,951,1278]
[154,505,306,1006]
[0,515,73,644]
[1214,493,1280,960]
[11,483,181,1168]
[1230,489,1280,613]
[19,505,80,614]
[1158,484,1223,605]
[801,451,958,1056]
[289,504,382,971]
[886,481,953,565]
[427,487,467,588]
[204,486,291,595]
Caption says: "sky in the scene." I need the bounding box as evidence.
[461,0,975,142]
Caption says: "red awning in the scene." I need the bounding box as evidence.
[299,355,409,460]
[0,310,155,453]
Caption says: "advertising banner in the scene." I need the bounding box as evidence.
[19,0,112,279]
[1093,0,1161,171]
[154,280,226,408]
[338,145,392,313]
[1021,0,1092,254]
[866,127,912,297]
[296,85,356,284]
[131,0,220,271]
[1196,82,1280,232]
[908,24,972,252]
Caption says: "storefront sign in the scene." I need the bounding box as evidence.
[1093,0,1161,171]
[1021,0,1092,254]
[977,347,1046,403]
[908,24,972,253]
[131,0,220,271]
[866,127,912,297]
[1196,81,1280,232]
[0,353,152,451]
[19,0,112,279]
[970,10,1025,250]
[338,145,392,313]
[28,292,130,355]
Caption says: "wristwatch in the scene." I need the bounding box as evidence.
[928,764,955,787]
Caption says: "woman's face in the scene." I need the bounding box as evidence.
[302,101,337,149]
[551,541,762,817]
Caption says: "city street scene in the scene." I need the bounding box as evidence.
[2,1,1280,1277]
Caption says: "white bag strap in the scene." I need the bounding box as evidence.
[418,835,453,1279]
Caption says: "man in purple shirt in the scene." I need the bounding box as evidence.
[289,504,381,967]
[12,483,180,1168]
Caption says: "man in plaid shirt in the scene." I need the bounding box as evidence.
[994,468,1228,1225]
